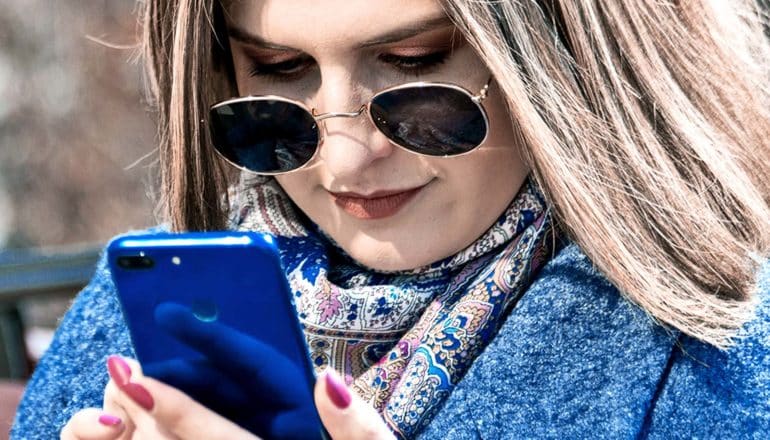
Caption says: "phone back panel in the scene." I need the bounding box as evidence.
[108,232,309,372]
[107,232,325,438]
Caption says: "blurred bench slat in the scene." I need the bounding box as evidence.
[0,247,100,302]
[0,246,101,380]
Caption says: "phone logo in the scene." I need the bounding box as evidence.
[191,299,219,322]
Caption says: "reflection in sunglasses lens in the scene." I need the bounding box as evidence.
[210,100,319,173]
[370,86,486,156]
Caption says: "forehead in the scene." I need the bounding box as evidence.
[223,0,448,49]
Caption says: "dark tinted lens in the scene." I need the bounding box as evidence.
[369,85,487,156]
[209,99,318,173]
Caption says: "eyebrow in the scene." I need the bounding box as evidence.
[226,14,454,51]
[227,26,296,51]
[357,15,454,48]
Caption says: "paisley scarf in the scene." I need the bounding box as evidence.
[230,174,557,438]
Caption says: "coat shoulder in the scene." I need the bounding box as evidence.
[422,244,770,439]
[644,257,770,438]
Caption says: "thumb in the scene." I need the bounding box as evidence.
[314,369,395,440]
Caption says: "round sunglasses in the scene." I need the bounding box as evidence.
[208,78,492,175]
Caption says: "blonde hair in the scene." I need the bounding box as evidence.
[140,0,770,348]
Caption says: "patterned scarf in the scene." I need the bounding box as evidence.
[230,174,557,438]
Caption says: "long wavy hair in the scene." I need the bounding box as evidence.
[139,0,770,348]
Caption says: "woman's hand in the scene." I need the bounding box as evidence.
[60,356,395,440]
[61,356,256,439]
[314,369,395,440]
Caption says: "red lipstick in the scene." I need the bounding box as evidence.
[330,186,424,220]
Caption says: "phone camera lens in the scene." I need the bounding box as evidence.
[117,255,155,270]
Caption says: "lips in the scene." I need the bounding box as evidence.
[330,185,426,220]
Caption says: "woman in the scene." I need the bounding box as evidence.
[12,0,770,438]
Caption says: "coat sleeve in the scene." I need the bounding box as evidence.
[10,249,136,439]
[643,259,770,439]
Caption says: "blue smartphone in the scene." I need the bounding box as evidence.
[107,231,327,439]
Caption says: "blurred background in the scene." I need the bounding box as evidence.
[0,0,155,249]
[0,0,156,419]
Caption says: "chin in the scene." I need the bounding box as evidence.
[348,247,415,272]
[343,237,446,272]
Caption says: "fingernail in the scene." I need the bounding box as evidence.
[107,355,131,387]
[123,382,155,411]
[324,369,352,409]
[98,413,122,426]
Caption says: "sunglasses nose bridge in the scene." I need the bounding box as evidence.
[311,104,367,122]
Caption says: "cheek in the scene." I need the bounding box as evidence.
[274,170,330,224]
[451,150,524,208]
[474,92,528,179]
[275,172,314,204]
[483,85,521,146]
[443,94,529,233]
[477,87,529,184]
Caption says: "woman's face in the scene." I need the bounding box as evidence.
[224,0,528,271]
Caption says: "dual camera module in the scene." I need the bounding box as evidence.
[116,254,182,269]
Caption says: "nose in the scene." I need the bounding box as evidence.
[311,75,394,180]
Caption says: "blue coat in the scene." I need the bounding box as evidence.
[11,237,770,439]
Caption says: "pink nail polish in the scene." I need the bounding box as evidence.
[324,370,352,409]
[123,382,155,411]
[98,413,122,426]
[107,355,131,387]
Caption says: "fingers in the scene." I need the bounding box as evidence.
[267,406,328,440]
[106,355,258,439]
[124,376,256,439]
[314,369,395,440]
[60,408,125,440]
[143,358,255,411]
[154,302,308,403]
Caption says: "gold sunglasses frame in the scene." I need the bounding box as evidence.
[209,77,492,176]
